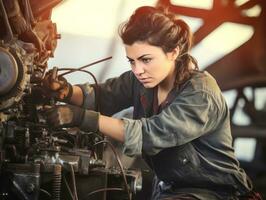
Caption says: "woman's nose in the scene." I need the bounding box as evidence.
[132,63,145,76]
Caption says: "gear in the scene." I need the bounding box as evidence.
[0,47,18,95]
[0,44,30,111]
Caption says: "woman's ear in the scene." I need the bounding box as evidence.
[167,46,180,61]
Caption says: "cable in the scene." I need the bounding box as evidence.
[50,56,104,112]
[59,69,98,86]
[40,188,52,198]
[69,164,79,200]
[58,68,101,112]
[63,174,75,200]
[58,56,112,77]
[94,140,131,200]
[82,187,123,200]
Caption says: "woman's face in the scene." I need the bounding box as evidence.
[125,41,178,88]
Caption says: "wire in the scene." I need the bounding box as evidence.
[52,56,104,112]
[58,68,101,112]
[82,187,123,200]
[94,140,131,200]
[69,164,79,200]
[58,56,112,77]
[63,174,75,200]
[40,188,52,198]
[59,69,98,86]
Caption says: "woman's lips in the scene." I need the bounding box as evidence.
[139,78,151,83]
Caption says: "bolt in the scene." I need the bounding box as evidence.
[26,183,35,193]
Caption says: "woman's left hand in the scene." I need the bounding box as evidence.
[45,105,100,132]
[45,104,85,127]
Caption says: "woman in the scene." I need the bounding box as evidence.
[43,6,260,200]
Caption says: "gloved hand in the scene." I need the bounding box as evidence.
[45,104,99,132]
[42,69,73,102]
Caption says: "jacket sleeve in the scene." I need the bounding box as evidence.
[78,71,136,116]
[122,89,222,156]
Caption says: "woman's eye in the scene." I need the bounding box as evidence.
[142,58,151,64]
[128,60,135,66]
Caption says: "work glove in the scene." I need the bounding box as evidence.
[45,104,99,132]
[42,69,73,102]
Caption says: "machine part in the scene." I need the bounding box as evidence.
[129,170,142,194]
[0,0,14,41]
[0,1,142,199]
[52,164,61,200]
[0,163,40,200]
[0,47,18,95]
[30,0,63,18]
[0,43,31,111]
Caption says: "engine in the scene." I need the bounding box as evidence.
[0,0,142,199]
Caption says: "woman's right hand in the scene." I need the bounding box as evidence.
[42,69,73,102]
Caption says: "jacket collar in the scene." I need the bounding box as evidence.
[139,84,182,116]
[139,86,155,117]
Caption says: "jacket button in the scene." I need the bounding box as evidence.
[182,158,188,164]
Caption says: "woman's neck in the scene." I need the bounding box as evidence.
[157,67,177,105]
[158,67,177,93]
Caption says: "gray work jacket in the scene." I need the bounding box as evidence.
[79,70,252,199]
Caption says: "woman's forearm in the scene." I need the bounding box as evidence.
[69,85,125,142]
[69,85,84,106]
[99,115,125,142]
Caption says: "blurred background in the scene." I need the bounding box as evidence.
[47,0,266,198]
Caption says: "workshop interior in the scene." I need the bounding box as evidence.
[0,0,265,199]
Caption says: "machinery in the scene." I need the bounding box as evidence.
[0,0,142,199]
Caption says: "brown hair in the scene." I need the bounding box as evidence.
[119,6,198,86]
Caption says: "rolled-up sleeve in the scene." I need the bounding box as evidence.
[122,90,220,156]
[77,71,135,116]
[122,118,143,156]
[78,83,96,110]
